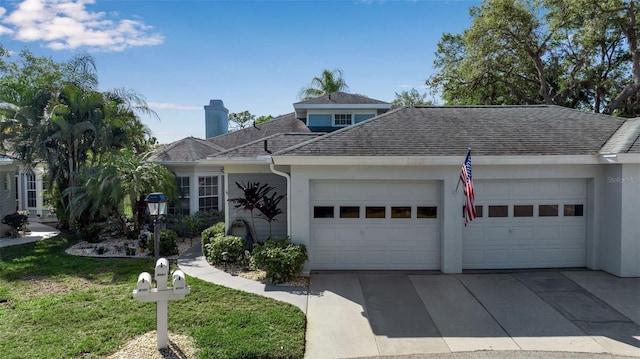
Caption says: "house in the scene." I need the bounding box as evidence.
[142,93,640,278]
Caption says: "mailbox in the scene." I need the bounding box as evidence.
[134,272,152,297]
[172,270,187,294]
[154,258,169,281]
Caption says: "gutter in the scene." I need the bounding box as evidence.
[268,158,291,237]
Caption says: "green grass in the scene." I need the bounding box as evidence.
[0,236,306,358]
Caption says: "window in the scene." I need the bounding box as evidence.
[333,114,353,126]
[391,206,411,218]
[564,204,584,217]
[169,176,190,215]
[539,205,558,217]
[366,206,386,218]
[417,206,438,218]
[198,176,219,211]
[488,205,508,217]
[340,206,360,218]
[463,205,483,218]
[314,206,334,218]
[26,174,36,208]
[514,205,534,217]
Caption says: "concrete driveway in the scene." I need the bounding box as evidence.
[305,271,640,359]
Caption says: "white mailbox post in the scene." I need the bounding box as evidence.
[132,258,190,349]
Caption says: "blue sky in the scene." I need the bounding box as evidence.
[0,0,479,144]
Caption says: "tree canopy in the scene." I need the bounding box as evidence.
[298,68,350,100]
[392,88,433,107]
[427,0,640,117]
[0,49,171,229]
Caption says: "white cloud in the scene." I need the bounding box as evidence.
[148,102,202,111]
[0,0,163,52]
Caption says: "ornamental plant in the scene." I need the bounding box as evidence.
[251,237,307,284]
[206,234,245,265]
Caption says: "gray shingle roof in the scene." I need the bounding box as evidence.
[207,113,310,150]
[151,137,226,162]
[294,92,390,105]
[211,133,324,158]
[277,105,625,156]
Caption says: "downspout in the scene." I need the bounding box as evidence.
[268,158,291,237]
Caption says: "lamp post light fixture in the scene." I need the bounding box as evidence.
[145,192,168,261]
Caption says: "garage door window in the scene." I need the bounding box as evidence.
[417,206,438,218]
[514,205,534,217]
[314,206,334,218]
[366,206,386,218]
[539,205,558,217]
[340,206,360,218]
[463,205,483,218]
[391,206,411,218]
[488,205,508,217]
[564,204,584,216]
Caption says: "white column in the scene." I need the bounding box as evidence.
[441,177,463,273]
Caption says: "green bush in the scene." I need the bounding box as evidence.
[2,211,29,232]
[206,235,245,265]
[201,221,226,254]
[79,223,103,243]
[251,238,307,284]
[149,229,178,257]
[194,210,225,230]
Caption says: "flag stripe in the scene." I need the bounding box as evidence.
[460,150,476,226]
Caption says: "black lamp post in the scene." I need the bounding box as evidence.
[145,192,168,261]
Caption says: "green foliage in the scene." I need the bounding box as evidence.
[148,229,178,257]
[77,222,102,243]
[1,211,29,231]
[251,238,308,284]
[427,0,640,116]
[206,235,245,265]
[201,221,226,253]
[298,68,350,100]
[0,236,305,359]
[255,114,273,124]
[228,110,255,130]
[194,209,224,229]
[392,88,432,107]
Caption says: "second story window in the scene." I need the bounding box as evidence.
[333,114,353,126]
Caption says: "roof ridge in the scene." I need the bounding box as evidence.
[599,118,640,154]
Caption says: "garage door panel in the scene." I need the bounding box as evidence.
[311,180,440,270]
[464,179,587,269]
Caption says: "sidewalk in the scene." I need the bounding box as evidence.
[177,245,308,312]
[0,222,60,248]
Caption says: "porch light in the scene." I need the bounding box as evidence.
[145,192,168,260]
[145,192,168,217]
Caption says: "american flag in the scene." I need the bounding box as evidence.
[460,149,476,226]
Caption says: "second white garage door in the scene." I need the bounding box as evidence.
[463,179,587,269]
[310,180,441,270]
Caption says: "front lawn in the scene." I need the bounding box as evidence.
[0,236,306,359]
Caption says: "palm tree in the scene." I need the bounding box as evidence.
[298,68,350,100]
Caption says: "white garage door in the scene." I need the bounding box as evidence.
[310,180,440,270]
[463,179,587,269]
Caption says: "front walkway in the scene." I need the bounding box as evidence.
[177,245,308,312]
[0,222,60,248]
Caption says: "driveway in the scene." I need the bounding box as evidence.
[305,271,640,359]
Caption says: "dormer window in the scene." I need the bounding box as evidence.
[334,114,353,126]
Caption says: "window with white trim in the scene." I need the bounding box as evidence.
[333,114,353,126]
[198,176,219,211]
[26,174,36,208]
[169,176,190,215]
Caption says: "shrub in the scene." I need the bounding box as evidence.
[201,222,226,254]
[2,211,29,232]
[251,238,307,284]
[194,210,224,230]
[149,229,178,257]
[206,235,244,265]
[79,223,103,243]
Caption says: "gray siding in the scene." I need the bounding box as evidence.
[0,169,17,235]
[227,173,287,242]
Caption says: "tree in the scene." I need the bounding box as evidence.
[228,182,273,242]
[228,110,255,131]
[0,50,158,227]
[392,88,433,107]
[255,114,273,125]
[298,68,350,100]
[427,0,640,116]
